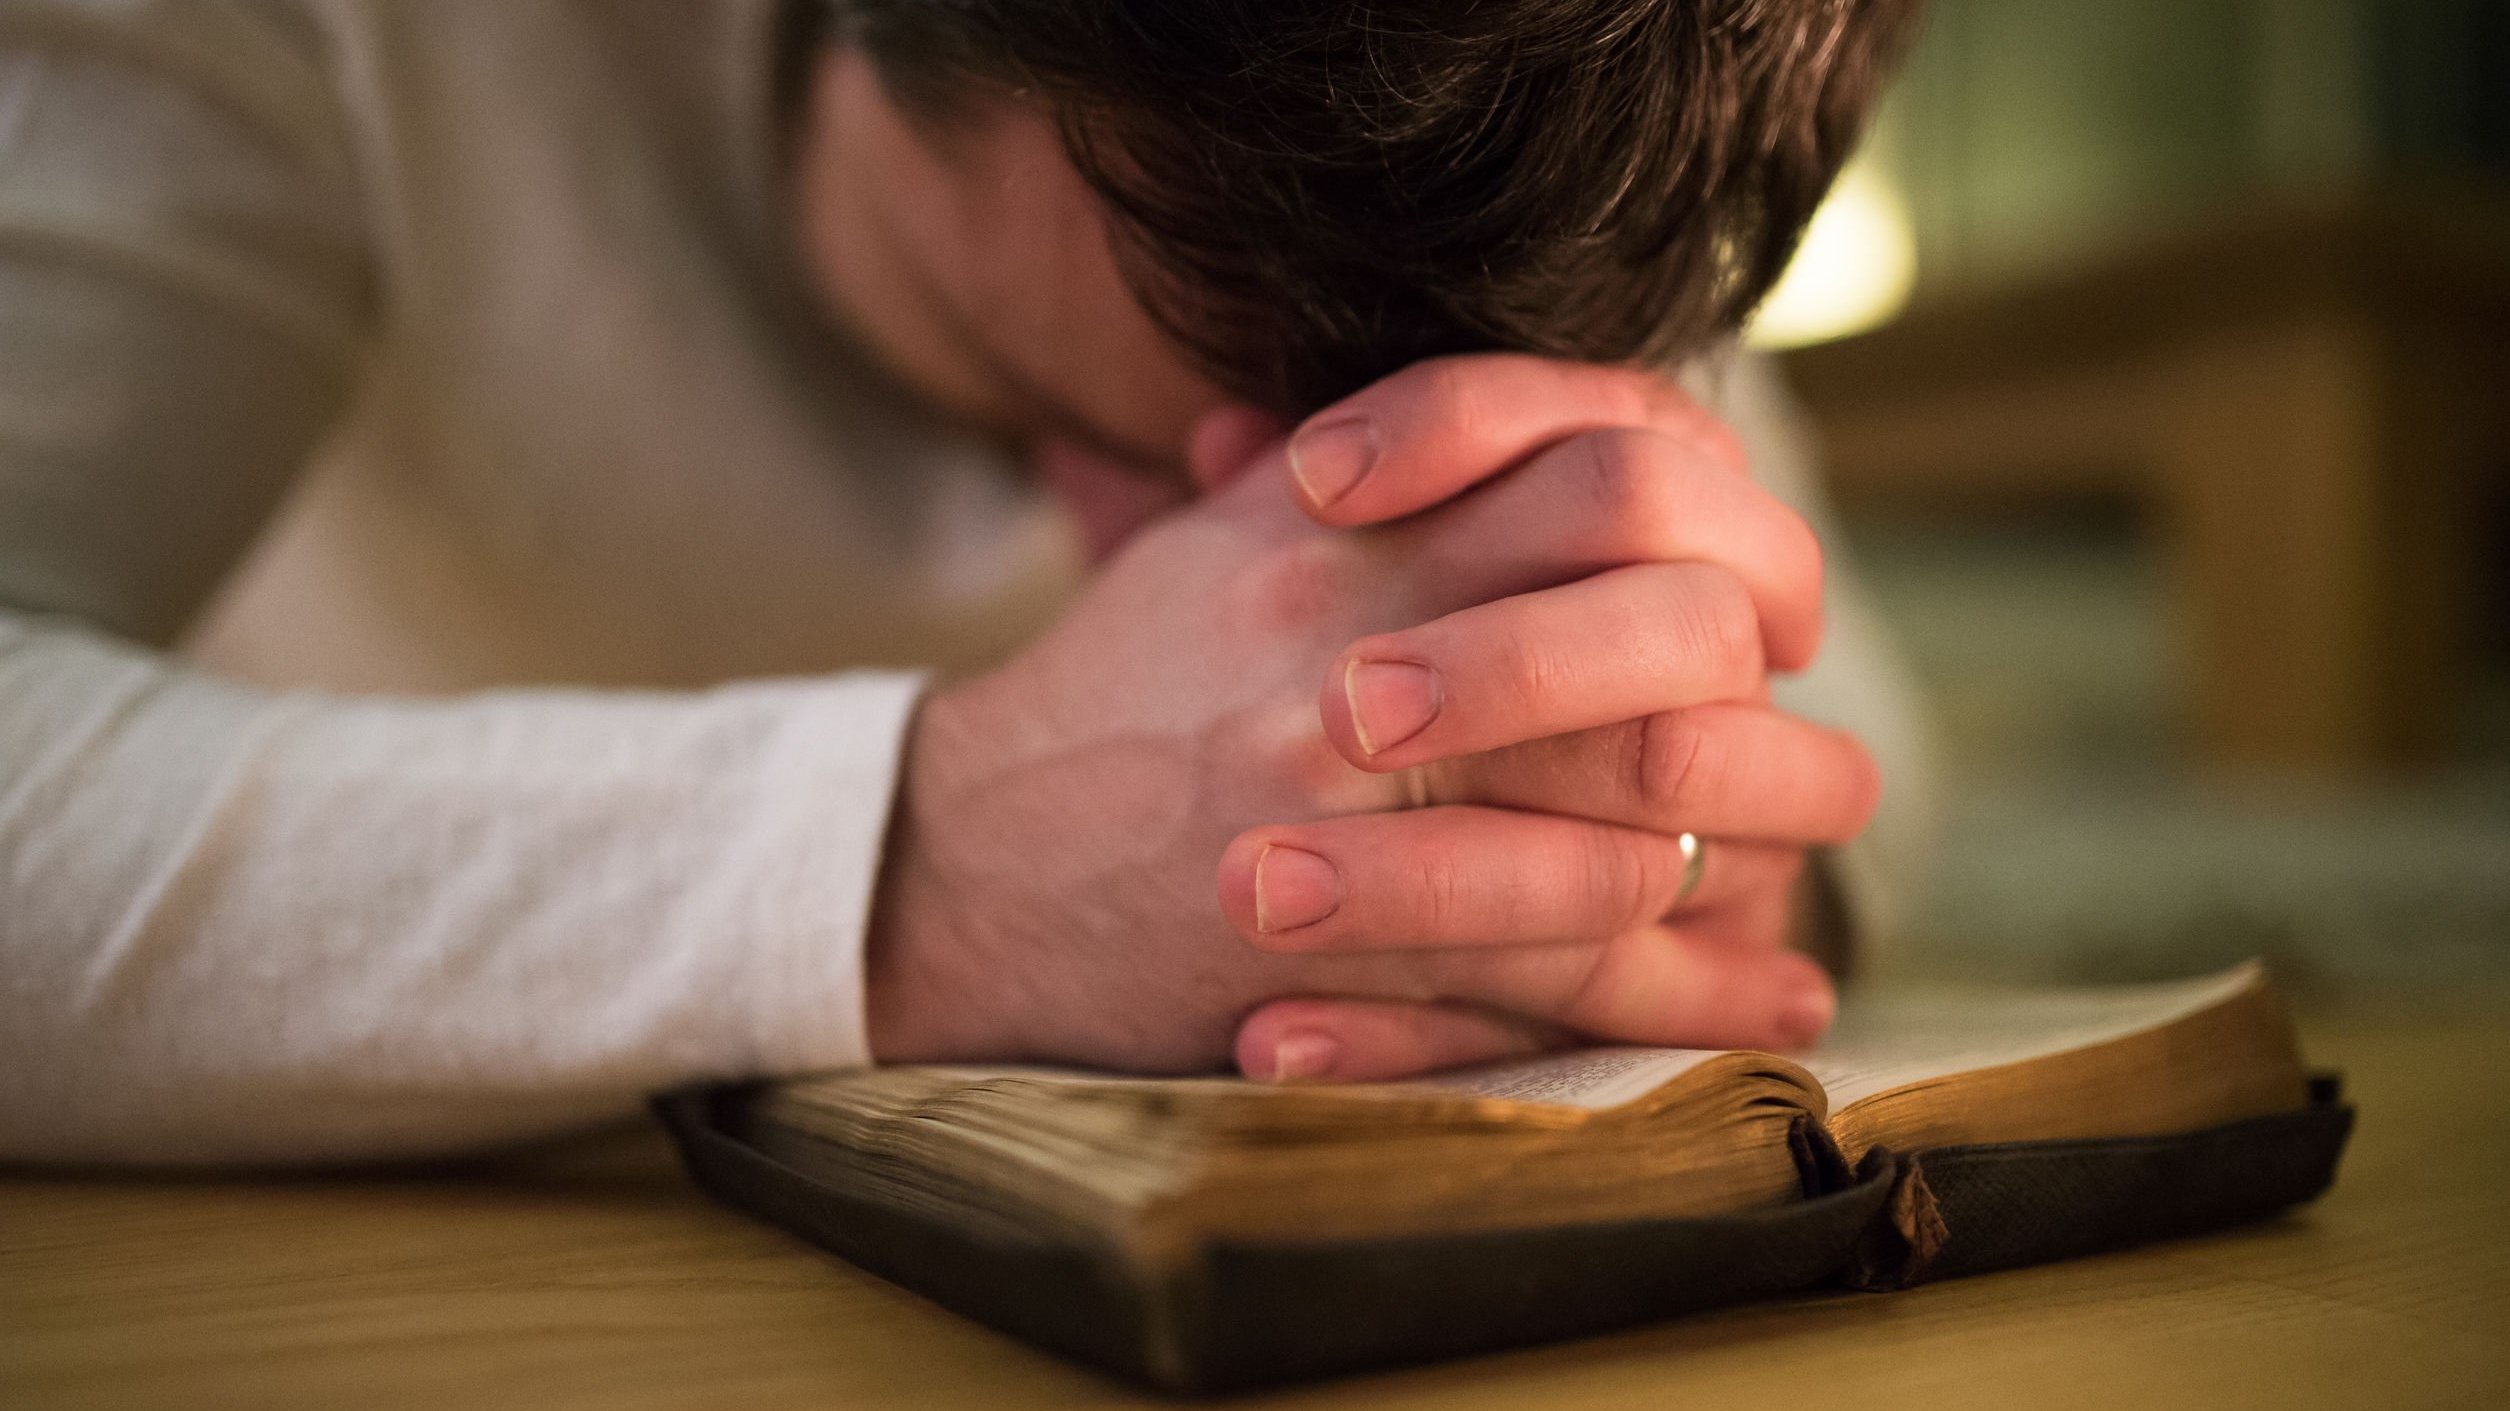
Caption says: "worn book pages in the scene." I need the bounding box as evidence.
[1801,963,2265,1109]
[1410,963,2266,1113]
[895,963,2266,1117]
[1408,1047,1729,1110]
[730,961,2299,1263]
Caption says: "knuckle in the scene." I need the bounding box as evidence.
[1573,826,1661,934]
[1631,711,1714,820]
[1211,702,1362,811]
[1570,428,1685,544]
[1772,507,1828,635]
[1639,378,1746,473]
[1490,629,1574,719]
[1696,417,1749,475]
[1228,536,1361,634]
[1667,566,1763,686]
[1563,364,1671,438]
[1397,357,1478,443]
[1785,510,1827,597]
[1408,846,1471,940]
[1836,734,1885,837]
[1625,368,1691,427]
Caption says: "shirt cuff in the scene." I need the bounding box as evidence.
[725,671,928,1077]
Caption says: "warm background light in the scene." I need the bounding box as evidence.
[1745,157,1917,351]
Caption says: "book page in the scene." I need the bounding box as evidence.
[1801,962,2264,1111]
[914,1048,1729,1114]
[848,964,2260,1118]
[1402,1047,1728,1110]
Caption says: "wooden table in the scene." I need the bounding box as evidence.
[7,1003,2506,1411]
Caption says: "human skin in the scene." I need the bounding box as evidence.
[793,47,1880,1080]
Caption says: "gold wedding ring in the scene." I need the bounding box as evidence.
[1671,831,1706,909]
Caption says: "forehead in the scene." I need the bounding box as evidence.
[891,92,1227,462]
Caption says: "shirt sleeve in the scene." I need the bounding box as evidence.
[0,616,919,1165]
[0,2,916,1165]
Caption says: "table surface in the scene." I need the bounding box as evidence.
[7,1000,2507,1411]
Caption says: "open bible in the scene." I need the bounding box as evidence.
[658,963,2354,1392]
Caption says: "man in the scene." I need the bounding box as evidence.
[0,0,1928,1163]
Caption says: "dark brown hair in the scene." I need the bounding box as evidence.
[830,0,1921,414]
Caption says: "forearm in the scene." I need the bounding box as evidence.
[0,613,920,1165]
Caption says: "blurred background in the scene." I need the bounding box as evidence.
[1750,0,2509,992]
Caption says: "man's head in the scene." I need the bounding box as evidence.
[795,0,1918,466]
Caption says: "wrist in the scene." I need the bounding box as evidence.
[861,682,1012,1063]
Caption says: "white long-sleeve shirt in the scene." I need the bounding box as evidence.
[0,0,1932,1165]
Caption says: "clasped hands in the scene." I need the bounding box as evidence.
[866,353,1880,1082]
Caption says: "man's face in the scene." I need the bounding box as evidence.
[793,46,1230,475]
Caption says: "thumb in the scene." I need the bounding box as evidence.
[1234,996,1563,1083]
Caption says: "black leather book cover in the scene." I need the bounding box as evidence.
[652,1079,2352,1394]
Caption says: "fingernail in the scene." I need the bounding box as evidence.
[1254,844,1341,933]
[1778,977,1836,1049]
[1267,1030,1342,1082]
[1287,417,1377,508]
[1343,659,1441,756]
